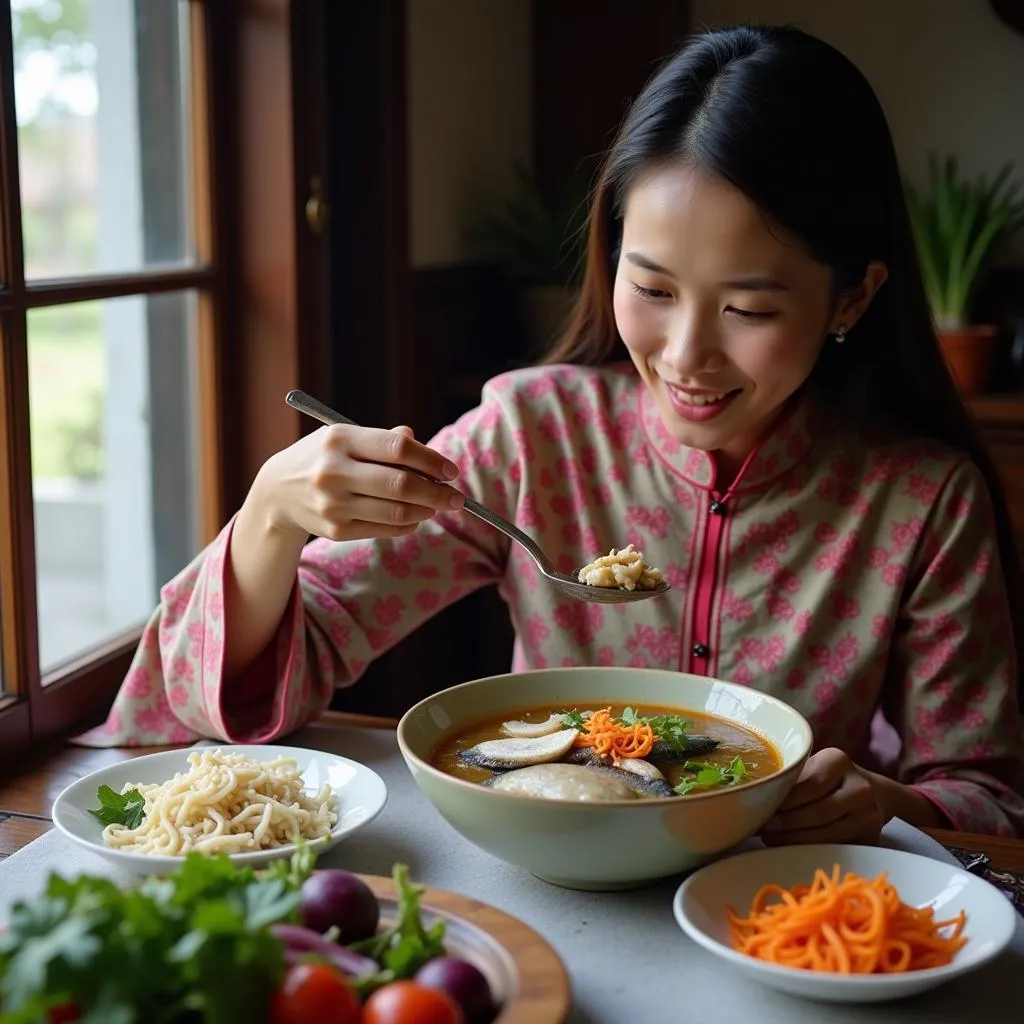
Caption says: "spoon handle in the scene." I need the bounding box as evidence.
[284,390,557,575]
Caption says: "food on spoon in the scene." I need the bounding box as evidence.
[577,543,664,591]
[431,701,780,802]
[728,865,969,973]
[87,748,338,855]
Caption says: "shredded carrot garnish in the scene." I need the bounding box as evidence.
[573,707,654,765]
[727,864,968,974]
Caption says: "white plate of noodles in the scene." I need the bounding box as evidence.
[51,744,388,873]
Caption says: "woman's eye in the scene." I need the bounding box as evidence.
[632,283,670,300]
[727,306,778,322]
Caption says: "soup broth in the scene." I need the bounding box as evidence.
[430,701,782,802]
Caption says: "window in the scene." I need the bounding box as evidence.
[0,0,228,755]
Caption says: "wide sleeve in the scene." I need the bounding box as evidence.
[883,459,1024,836]
[74,385,522,748]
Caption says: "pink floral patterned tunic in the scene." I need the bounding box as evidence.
[79,363,1024,836]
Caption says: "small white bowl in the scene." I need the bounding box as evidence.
[52,743,388,874]
[673,843,1017,1003]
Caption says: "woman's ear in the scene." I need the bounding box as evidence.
[829,261,888,333]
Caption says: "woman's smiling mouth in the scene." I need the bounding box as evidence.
[662,381,742,422]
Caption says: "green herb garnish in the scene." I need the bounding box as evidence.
[621,707,694,753]
[674,755,749,795]
[87,784,146,830]
[348,863,447,996]
[0,848,314,1023]
[559,709,589,732]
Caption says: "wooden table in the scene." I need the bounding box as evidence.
[2,711,1023,877]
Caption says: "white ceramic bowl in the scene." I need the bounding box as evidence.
[52,743,388,874]
[673,843,1018,1003]
[396,666,812,890]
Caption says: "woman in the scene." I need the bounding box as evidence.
[80,24,1024,840]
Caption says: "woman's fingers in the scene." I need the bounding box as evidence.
[331,423,460,481]
[346,458,465,513]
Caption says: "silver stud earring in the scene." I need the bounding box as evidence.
[834,325,848,345]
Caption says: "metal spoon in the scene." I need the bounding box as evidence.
[285,390,671,605]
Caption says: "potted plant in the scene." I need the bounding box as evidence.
[474,162,591,352]
[904,154,1024,392]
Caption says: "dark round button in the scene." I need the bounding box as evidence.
[692,642,710,658]
[709,499,727,515]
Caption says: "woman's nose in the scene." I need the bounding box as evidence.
[661,310,724,378]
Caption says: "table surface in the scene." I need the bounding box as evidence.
[2,716,1023,1024]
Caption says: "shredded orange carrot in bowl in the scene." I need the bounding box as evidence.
[573,707,654,765]
[727,865,968,974]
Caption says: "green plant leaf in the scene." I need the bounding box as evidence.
[904,153,1024,325]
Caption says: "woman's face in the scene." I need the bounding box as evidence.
[613,162,882,470]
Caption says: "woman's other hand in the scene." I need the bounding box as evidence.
[759,745,945,845]
[760,747,888,845]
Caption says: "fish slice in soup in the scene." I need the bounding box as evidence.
[431,702,782,803]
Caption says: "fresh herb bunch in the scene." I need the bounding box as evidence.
[0,847,315,1024]
[0,847,447,1024]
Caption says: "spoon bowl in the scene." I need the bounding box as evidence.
[285,390,671,605]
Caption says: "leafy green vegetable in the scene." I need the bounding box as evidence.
[348,863,447,996]
[904,154,1024,330]
[674,755,748,795]
[620,707,694,753]
[0,847,314,1023]
[558,709,588,732]
[87,785,146,830]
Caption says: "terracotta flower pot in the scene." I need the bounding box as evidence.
[938,324,999,393]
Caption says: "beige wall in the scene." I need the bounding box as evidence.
[407,0,532,268]
[692,0,1024,260]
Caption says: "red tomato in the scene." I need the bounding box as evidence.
[364,981,465,1024]
[269,963,362,1024]
[48,1005,80,1024]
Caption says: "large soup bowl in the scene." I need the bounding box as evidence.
[397,667,813,890]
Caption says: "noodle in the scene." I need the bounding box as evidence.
[101,748,339,856]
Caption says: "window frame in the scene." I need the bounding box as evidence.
[0,0,234,761]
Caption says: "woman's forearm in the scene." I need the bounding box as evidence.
[223,485,309,681]
[866,769,948,830]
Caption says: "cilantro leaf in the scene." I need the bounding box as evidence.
[617,708,695,754]
[349,862,447,995]
[87,784,146,829]
[674,755,749,795]
[558,709,588,732]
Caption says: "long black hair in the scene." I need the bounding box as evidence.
[545,23,1022,688]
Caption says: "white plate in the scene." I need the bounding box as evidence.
[673,843,1017,1003]
[51,743,388,874]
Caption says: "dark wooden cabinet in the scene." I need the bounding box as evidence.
[972,397,1024,560]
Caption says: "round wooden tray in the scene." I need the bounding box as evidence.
[361,874,572,1024]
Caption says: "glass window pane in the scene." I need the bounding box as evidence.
[13,0,195,280]
[30,292,203,671]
